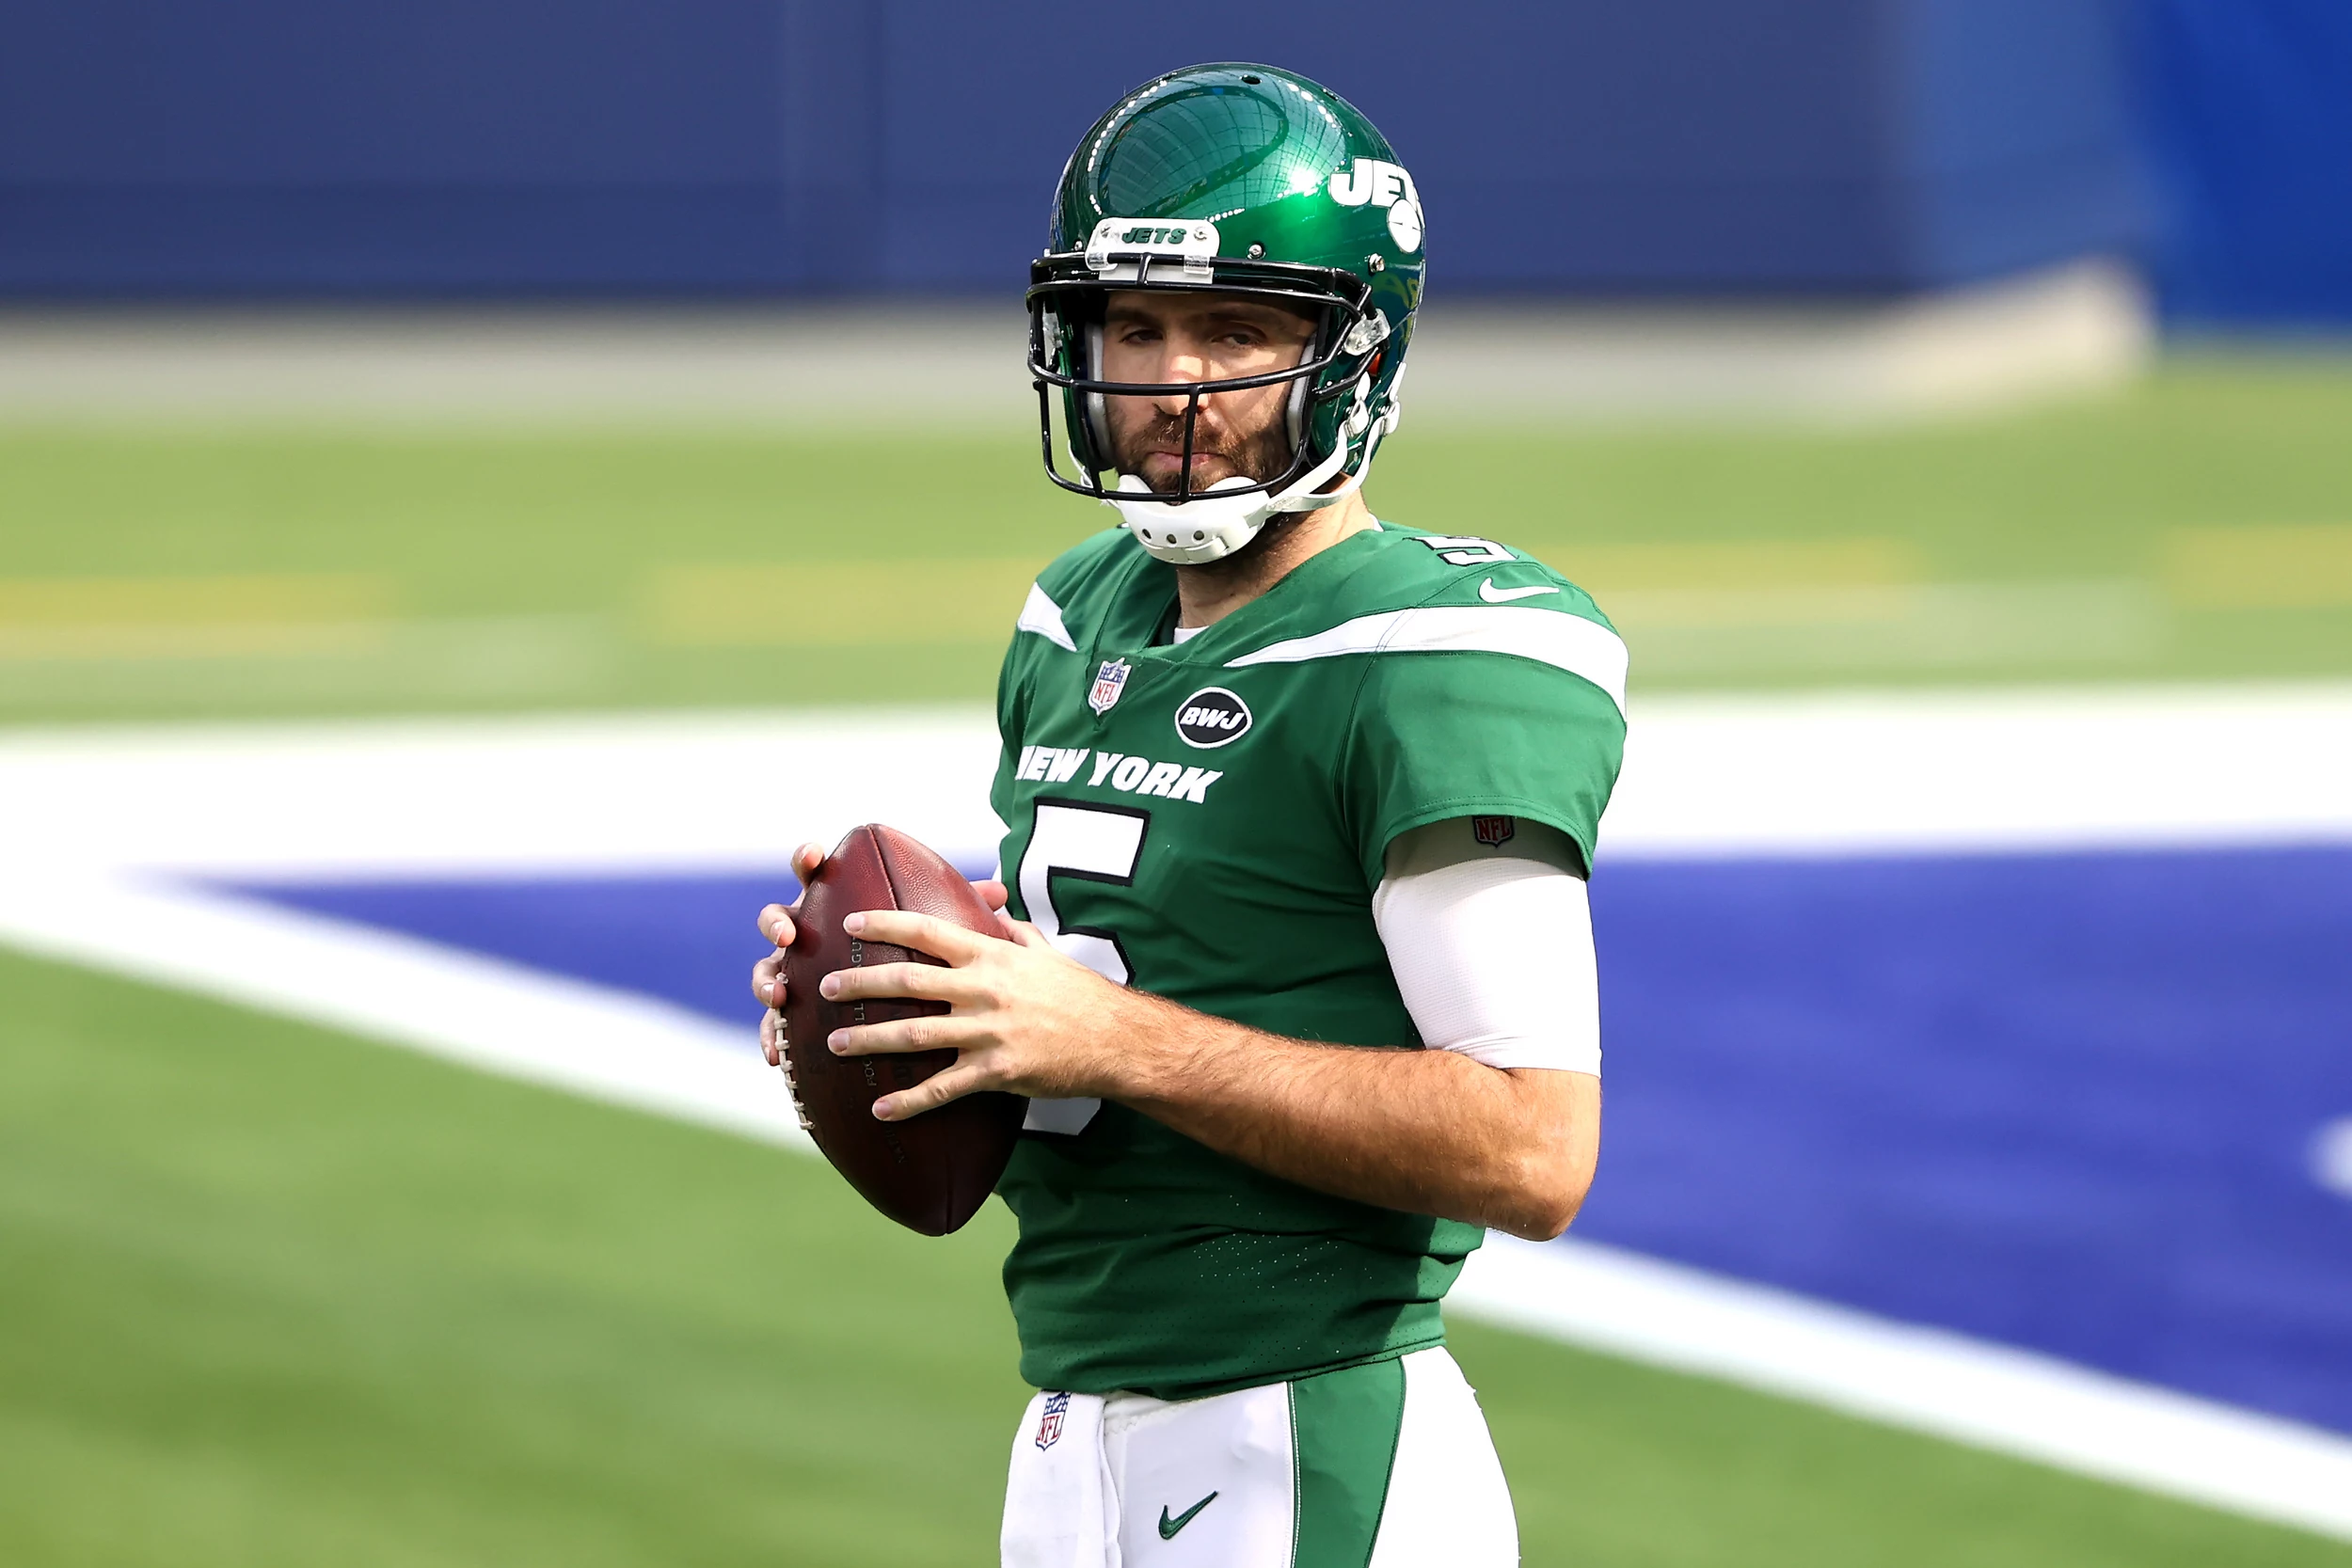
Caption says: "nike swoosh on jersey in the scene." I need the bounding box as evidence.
[1158,1491,1219,1539]
[1478,578,1561,603]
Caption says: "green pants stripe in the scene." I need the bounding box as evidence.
[1289,1354,1407,1568]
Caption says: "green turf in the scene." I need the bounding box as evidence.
[2,354,2349,723]
[4,946,2344,1566]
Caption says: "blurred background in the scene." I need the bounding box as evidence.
[3,4,2349,1565]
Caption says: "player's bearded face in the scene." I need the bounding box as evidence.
[1098,292,1317,496]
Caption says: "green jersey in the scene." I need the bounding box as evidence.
[989,521,1627,1401]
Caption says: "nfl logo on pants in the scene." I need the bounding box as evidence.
[1034,1391,1071,1450]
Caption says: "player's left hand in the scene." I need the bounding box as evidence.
[817,909,1147,1120]
[752,843,1013,1071]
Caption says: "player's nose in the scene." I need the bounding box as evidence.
[1148,347,1211,416]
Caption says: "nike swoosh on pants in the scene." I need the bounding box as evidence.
[1158,1490,1218,1539]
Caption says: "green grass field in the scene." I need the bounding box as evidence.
[6,946,2344,1567]
[2,354,2348,724]
[6,354,2352,1564]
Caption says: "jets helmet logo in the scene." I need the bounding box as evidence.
[1174,688,1252,749]
[1327,157,1422,253]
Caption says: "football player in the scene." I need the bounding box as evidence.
[753,63,1624,1567]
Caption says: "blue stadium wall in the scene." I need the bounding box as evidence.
[0,1,2340,322]
[2136,1,2352,325]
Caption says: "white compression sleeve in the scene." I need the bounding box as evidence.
[1370,818,1601,1076]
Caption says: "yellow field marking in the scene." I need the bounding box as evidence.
[1614,579,2162,672]
[2164,524,2352,610]
[649,542,1926,645]
[1513,538,1924,631]
[1533,537,1923,595]
[1605,585,1920,631]
[643,560,1049,648]
[0,574,396,659]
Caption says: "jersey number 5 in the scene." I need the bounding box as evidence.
[1013,800,1147,1134]
[1019,800,1147,983]
[1416,533,1516,566]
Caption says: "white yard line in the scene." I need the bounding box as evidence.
[2316,1121,2352,1201]
[0,871,805,1153]
[1455,1238,2352,1542]
[4,684,2351,1538]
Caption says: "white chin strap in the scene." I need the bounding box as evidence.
[1108,385,1389,565]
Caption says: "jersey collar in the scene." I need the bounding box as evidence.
[1101,522,1391,667]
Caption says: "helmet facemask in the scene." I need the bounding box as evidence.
[1028,258,1395,565]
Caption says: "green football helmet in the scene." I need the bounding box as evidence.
[1027,63,1424,563]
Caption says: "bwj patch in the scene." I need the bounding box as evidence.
[1089,658,1132,716]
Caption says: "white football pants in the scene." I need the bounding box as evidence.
[1001,1345,1518,1568]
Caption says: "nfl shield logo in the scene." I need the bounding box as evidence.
[1472,815,1517,847]
[1088,658,1132,716]
[1034,1390,1071,1450]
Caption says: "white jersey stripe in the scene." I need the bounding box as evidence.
[1224,605,1629,716]
[1017,582,1077,652]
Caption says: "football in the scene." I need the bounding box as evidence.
[779,823,1025,1235]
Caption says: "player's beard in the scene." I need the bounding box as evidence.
[1109,407,1294,500]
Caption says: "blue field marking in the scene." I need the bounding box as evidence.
[229,859,1001,1044]
[1581,846,2352,1437]
[236,871,810,1046]
[228,845,2352,1435]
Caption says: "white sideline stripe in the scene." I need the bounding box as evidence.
[1604,680,2352,858]
[0,873,811,1154]
[1016,582,1077,652]
[4,868,2352,1541]
[1227,605,1629,716]
[0,686,2346,878]
[1454,1237,2352,1542]
[0,708,1007,879]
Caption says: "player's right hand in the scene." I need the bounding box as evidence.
[753,841,827,1068]
[751,841,1016,1069]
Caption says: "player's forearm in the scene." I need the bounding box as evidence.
[1111,994,1597,1240]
